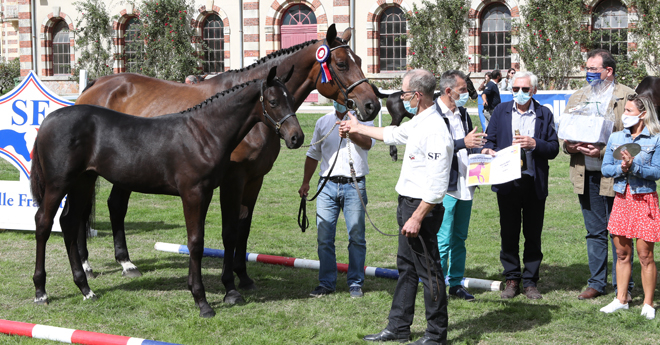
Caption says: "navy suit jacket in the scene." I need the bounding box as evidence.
[482,99,559,199]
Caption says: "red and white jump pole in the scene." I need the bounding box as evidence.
[0,319,181,345]
[154,242,502,291]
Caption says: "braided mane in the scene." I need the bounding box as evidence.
[180,79,259,113]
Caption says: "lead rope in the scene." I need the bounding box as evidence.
[346,134,441,301]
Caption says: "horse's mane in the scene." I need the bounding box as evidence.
[180,79,260,113]
[227,40,319,73]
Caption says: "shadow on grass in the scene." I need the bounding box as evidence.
[92,221,182,235]
[449,301,559,344]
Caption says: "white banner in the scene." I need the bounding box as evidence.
[0,71,73,231]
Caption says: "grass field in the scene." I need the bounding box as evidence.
[1,113,659,344]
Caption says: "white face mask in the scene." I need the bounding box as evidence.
[622,112,644,128]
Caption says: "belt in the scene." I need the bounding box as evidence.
[328,176,364,184]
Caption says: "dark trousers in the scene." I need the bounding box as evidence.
[387,195,448,343]
[578,170,634,293]
[497,175,545,288]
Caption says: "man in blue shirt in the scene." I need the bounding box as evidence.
[482,70,502,122]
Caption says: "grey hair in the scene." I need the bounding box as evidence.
[404,69,436,98]
[438,70,467,95]
[511,71,538,89]
[630,94,660,136]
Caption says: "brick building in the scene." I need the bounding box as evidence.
[0,0,635,95]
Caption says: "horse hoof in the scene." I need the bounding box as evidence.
[84,270,96,280]
[34,296,49,305]
[122,268,142,278]
[223,290,245,305]
[83,291,98,301]
[199,307,216,318]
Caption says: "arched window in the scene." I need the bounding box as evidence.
[480,5,511,71]
[281,4,317,49]
[379,6,407,72]
[124,18,143,73]
[53,21,71,75]
[203,14,224,74]
[593,0,627,55]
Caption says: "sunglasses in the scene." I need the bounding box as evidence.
[512,87,531,93]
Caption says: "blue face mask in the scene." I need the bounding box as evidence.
[586,71,603,84]
[403,93,418,115]
[453,90,470,108]
[333,101,347,114]
[513,90,532,105]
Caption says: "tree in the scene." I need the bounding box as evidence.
[0,57,20,95]
[132,0,203,81]
[515,0,592,90]
[627,0,660,77]
[72,0,115,79]
[406,0,471,77]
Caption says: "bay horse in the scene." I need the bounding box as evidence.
[370,73,478,161]
[31,66,302,318]
[75,24,380,304]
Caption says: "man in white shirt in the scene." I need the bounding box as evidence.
[299,101,375,298]
[435,70,486,302]
[340,69,453,345]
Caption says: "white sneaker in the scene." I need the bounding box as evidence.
[641,304,656,320]
[600,298,629,313]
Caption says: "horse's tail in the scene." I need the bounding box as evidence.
[80,79,97,94]
[370,83,389,99]
[30,140,44,206]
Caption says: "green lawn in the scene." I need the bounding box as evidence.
[0,113,658,344]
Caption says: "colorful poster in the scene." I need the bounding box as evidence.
[467,144,522,186]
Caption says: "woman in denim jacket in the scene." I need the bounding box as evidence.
[600,94,660,319]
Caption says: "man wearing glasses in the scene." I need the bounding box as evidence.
[340,69,453,345]
[564,49,635,302]
[481,71,559,300]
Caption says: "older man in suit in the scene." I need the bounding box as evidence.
[481,71,559,300]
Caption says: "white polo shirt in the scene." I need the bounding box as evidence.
[306,111,375,178]
[383,105,454,204]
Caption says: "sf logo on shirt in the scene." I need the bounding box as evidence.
[427,152,443,160]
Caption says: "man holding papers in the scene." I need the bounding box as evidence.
[481,71,559,300]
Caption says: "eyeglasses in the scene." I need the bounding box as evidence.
[400,90,418,100]
[585,66,604,73]
[512,87,531,93]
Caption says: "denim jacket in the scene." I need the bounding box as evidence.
[602,127,660,194]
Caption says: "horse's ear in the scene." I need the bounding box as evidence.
[466,72,471,78]
[282,65,295,83]
[326,24,337,45]
[341,27,352,42]
[267,66,277,86]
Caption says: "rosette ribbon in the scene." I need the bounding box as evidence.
[316,44,332,83]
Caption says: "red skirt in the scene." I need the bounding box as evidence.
[609,184,660,243]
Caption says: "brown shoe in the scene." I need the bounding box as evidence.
[578,287,603,300]
[524,286,543,300]
[501,279,521,299]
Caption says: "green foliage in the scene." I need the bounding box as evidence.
[72,0,114,79]
[613,55,647,90]
[406,0,470,77]
[0,57,20,95]
[516,0,592,90]
[132,0,203,81]
[628,0,660,77]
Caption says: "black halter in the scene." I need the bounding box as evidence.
[260,79,297,138]
[317,39,369,112]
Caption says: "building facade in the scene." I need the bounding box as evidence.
[0,0,635,95]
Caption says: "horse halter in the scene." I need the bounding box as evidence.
[319,39,369,111]
[260,79,297,138]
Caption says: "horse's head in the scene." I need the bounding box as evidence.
[314,24,381,121]
[465,72,478,100]
[262,66,304,149]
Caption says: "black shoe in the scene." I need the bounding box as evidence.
[407,335,444,345]
[363,329,410,343]
[449,285,475,301]
[309,285,334,297]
